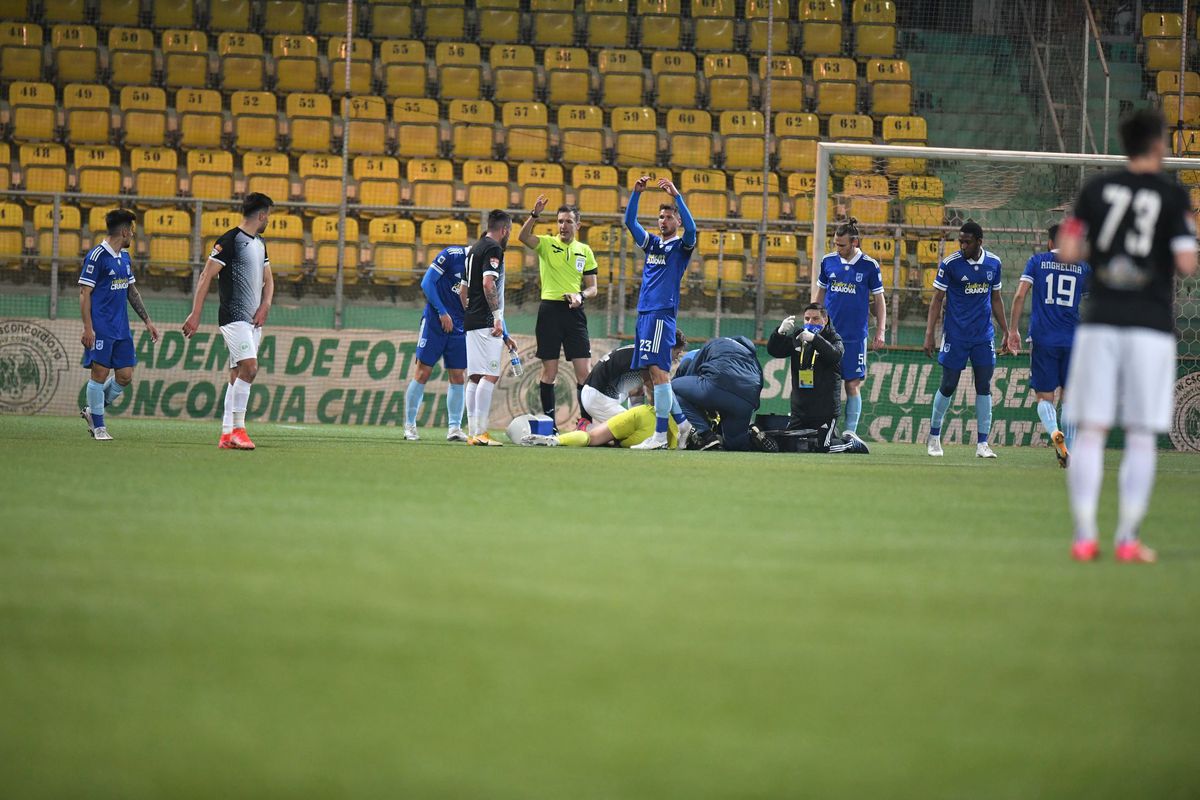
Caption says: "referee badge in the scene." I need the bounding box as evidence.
[575,255,586,272]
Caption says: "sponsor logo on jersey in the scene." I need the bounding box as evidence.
[646,254,667,266]
[110,278,130,291]
[963,283,990,295]
[829,281,858,294]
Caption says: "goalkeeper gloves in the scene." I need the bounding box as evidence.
[778,315,797,336]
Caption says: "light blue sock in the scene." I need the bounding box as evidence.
[929,390,951,437]
[404,380,425,426]
[1037,399,1059,437]
[103,376,124,406]
[1061,401,1075,450]
[670,396,686,424]
[976,395,992,443]
[845,394,862,434]
[447,382,465,427]
[653,383,672,434]
[86,380,106,428]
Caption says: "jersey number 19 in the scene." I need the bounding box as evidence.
[1043,273,1077,307]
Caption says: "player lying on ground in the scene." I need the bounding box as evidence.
[404,245,469,442]
[515,405,679,449]
[580,332,688,426]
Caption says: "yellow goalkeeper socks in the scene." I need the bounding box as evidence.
[558,431,590,447]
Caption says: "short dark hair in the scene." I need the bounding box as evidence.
[835,217,860,239]
[659,203,679,216]
[1119,108,1166,158]
[487,209,512,230]
[242,192,274,217]
[557,205,579,223]
[105,209,136,235]
[1047,223,1060,244]
[960,220,984,239]
[803,302,828,319]
[672,330,687,350]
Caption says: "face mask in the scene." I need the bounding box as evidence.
[803,323,823,334]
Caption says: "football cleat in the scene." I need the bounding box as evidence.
[1071,539,1100,562]
[92,427,113,441]
[676,419,693,449]
[927,435,943,457]
[1051,430,1069,469]
[631,433,669,450]
[576,418,590,432]
[80,407,96,437]
[472,432,503,446]
[976,442,998,459]
[228,428,256,450]
[218,432,236,449]
[446,426,468,442]
[403,424,420,441]
[1115,540,1157,564]
[520,433,559,446]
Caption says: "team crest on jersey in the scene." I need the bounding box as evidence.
[489,257,500,268]
[986,271,993,281]
[855,272,863,281]
[210,243,222,258]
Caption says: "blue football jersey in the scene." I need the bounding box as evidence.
[933,250,1003,344]
[78,242,134,340]
[817,249,884,341]
[1020,250,1090,348]
[426,246,468,330]
[636,234,694,314]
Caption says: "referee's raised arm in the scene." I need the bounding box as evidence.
[518,195,549,249]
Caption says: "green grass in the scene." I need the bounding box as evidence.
[2,415,1199,799]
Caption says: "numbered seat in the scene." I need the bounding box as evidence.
[119,86,166,147]
[813,57,858,116]
[747,0,790,54]
[665,109,712,169]
[0,203,25,270]
[463,160,511,211]
[316,1,349,35]
[209,0,252,30]
[697,231,745,295]
[368,217,418,285]
[545,47,591,106]
[755,232,801,298]
[272,35,319,94]
[652,51,698,108]
[1,23,43,83]
[218,32,264,92]
[243,151,290,201]
[1143,13,1184,72]
[153,0,195,28]
[201,208,241,254]
[419,218,468,267]
[531,2,575,47]
[692,0,734,52]
[859,237,895,275]
[52,24,98,83]
[108,28,154,87]
[871,81,910,115]
[558,104,604,165]
[788,172,834,224]
[407,159,455,213]
[585,0,629,47]
[680,169,729,219]
[10,82,56,142]
[881,114,927,174]
[263,0,306,34]
[163,29,209,89]
[491,44,536,102]
[231,91,278,151]
[758,56,805,112]
[897,175,944,227]
[394,97,440,158]
[800,0,843,56]
[733,171,781,220]
[424,1,467,40]
[345,96,389,155]
[841,173,890,224]
[187,149,234,201]
[449,99,495,161]
[435,42,482,101]
[74,145,122,201]
[478,0,522,44]
[44,0,86,23]
[381,40,427,98]
[285,93,332,153]
[599,49,643,108]
[312,215,360,285]
[0,143,9,191]
[573,164,620,215]
[298,153,344,210]
[829,113,875,172]
[583,223,622,284]
[130,146,179,202]
[516,162,565,210]
[856,23,895,58]
[1157,70,1200,96]
[142,208,191,277]
[34,203,83,269]
[371,4,414,39]
[98,0,141,27]
[502,101,550,161]
[776,112,819,172]
[704,54,750,111]
[636,0,681,49]
[611,106,657,167]
[177,88,223,149]
[62,83,110,145]
[720,111,764,171]
[353,156,401,212]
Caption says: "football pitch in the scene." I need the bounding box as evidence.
[2,415,1199,799]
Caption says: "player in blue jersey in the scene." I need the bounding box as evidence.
[623,176,697,450]
[404,245,470,442]
[813,217,887,435]
[922,221,1011,458]
[78,209,160,441]
[1006,224,1091,468]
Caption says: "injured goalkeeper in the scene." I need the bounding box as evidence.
[512,405,679,448]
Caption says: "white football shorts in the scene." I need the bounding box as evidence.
[580,384,625,425]
[220,321,262,369]
[1064,324,1176,433]
[466,328,505,377]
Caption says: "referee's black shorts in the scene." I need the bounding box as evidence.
[535,299,591,361]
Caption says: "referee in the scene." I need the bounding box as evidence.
[517,194,599,426]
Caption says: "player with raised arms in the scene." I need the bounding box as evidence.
[923,221,1011,458]
[1056,108,1197,563]
[404,245,469,442]
[463,209,514,446]
[1006,224,1090,468]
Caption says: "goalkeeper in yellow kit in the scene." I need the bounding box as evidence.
[522,404,679,448]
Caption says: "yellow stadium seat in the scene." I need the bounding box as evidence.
[449,99,495,161]
[372,4,414,39]
[583,222,622,284]
[210,0,251,30]
[746,0,791,53]
[286,93,332,153]
[353,156,401,212]
[856,24,895,58]
[533,12,575,46]
[755,232,801,298]
[720,110,764,170]
[1,22,42,83]
[316,1,347,35]
[63,83,110,146]
[531,0,573,9]
[108,27,154,87]
[463,160,511,211]
[866,57,911,84]
[177,88,223,150]
[187,149,234,201]
[665,109,712,169]
[681,168,729,219]
[612,106,657,168]
[776,111,819,172]
[263,1,306,34]
[759,55,806,112]
[846,197,890,225]
[243,151,289,202]
[87,206,117,247]
[624,166,673,190]
[599,49,643,108]
[697,231,746,295]
[573,164,620,215]
[853,0,894,22]
[585,0,629,47]
[902,202,945,227]
[120,86,167,147]
[802,22,841,55]
[692,0,734,51]
[479,2,522,44]
[259,213,305,282]
[98,0,140,27]
[871,81,910,115]
[10,82,56,143]
[545,47,591,106]
[424,2,466,40]
[0,143,10,192]
[381,40,427,98]
[43,0,85,22]
[368,217,418,285]
[34,203,83,269]
[435,42,482,101]
[201,208,240,254]
[491,44,536,102]
[503,101,551,161]
[882,114,926,143]
[829,113,875,172]
[163,30,208,89]
[704,54,750,111]
[653,51,698,108]
[329,37,374,97]
[130,146,179,203]
[344,96,389,156]
[217,31,263,92]
[789,172,835,224]
[272,35,319,94]
[153,0,194,28]
[734,171,781,220]
[74,145,121,201]
[231,90,278,151]
[638,0,682,50]
[313,215,360,285]
[407,159,455,212]
[419,218,467,266]
[52,24,97,83]
[1146,38,1182,73]
[1157,70,1200,96]
[1143,12,1183,38]
[0,202,25,270]
[559,104,605,165]
[394,97,440,158]
[517,162,565,210]
[816,80,857,116]
[859,236,895,269]
[298,153,344,210]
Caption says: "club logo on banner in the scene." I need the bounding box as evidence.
[1169,371,1200,452]
[0,321,70,415]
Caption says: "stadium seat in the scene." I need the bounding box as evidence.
[209,0,252,30]
[187,149,234,201]
[153,0,194,28]
[142,208,192,277]
[612,106,657,167]
[381,40,427,99]
[272,35,319,94]
[866,57,911,84]
[52,25,98,83]
[10,83,56,143]
[86,206,116,247]
[201,208,240,255]
[491,44,536,102]
[0,203,24,271]
[503,101,551,161]
[353,156,401,212]
[62,83,109,146]
[177,88,223,150]
[652,51,698,108]
[853,0,895,22]
[776,112,819,172]
[43,0,86,23]
[757,232,801,298]
[163,30,208,89]
[74,145,122,201]
[583,222,622,284]
[625,166,673,190]
[665,109,713,169]
[98,0,140,27]
[531,8,575,46]
[636,0,682,50]
[692,0,734,52]
[395,97,440,158]
[463,160,511,211]
[758,56,805,112]
[545,47,591,107]
[372,4,414,39]
[1157,70,1200,96]
[243,150,289,201]
[746,0,790,54]
[231,90,278,151]
[130,146,179,203]
[917,238,948,269]
[856,24,895,58]
[313,215,360,285]
[871,81,911,115]
[881,114,926,174]
[720,111,765,170]
[299,153,344,210]
[419,218,468,267]
[449,99,495,161]
[0,143,10,192]
[558,104,605,165]
[697,231,745,295]
[704,54,750,111]
[345,96,389,156]
[1,22,42,83]
[34,203,83,269]
[573,165,620,216]
[434,42,482,101]
[478,0,522,44]
[829,113,874,172]
[368,217,418,284]
[789,172,834,224]
[517,163,565,210]
[217,32,264,92]
[813,57,858,116]
[119,86,166,148]
[108,27,154,87]
[800,0,843,55]
[599,50,644,108]
[902,200,945,227]
[842,173,891,224]
[681,168,729,219]
[859,236,895,269]
[1143,13,1183,72]
[286,93,332,153]
[423,2,467,40]
[330,38,374,97]
[407,159,455,212]
[263,1,306,35]
[585,0,629,47]
[734,171,781,221]
[315,1,348,35]
[1143,12,1184,38]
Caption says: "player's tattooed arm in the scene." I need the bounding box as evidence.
[127,285,161,342]
[483,274,501,310]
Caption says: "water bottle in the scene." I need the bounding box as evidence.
[509,349,524,378]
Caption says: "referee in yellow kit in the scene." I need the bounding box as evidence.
[517,195,599,428]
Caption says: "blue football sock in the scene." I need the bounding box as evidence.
[845,394,862,434]
[929,390,951,437]
[976,395,992,443]
[653,383,672,434]
[103,376,125,406]
[404,380,425,426]
[1061,401,1076,450]
[670,396,686,424]
[86,380,106,428]
[1037,399,1059,437]
[447,382,465,427]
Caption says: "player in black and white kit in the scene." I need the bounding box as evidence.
[581,332,687,425]
[1058,109,1197,563]
[463,209,514,446]
[183,193,275,450]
